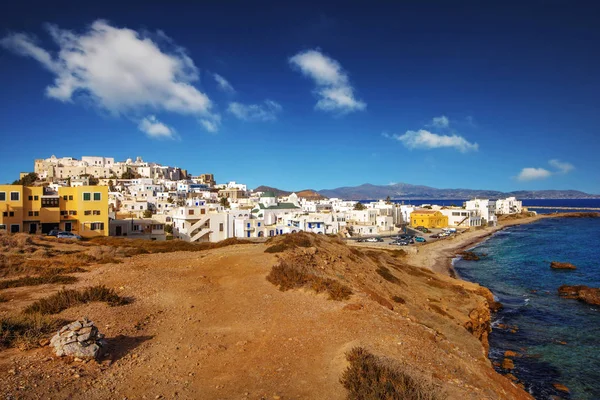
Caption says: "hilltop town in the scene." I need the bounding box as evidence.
[1,155,525,241]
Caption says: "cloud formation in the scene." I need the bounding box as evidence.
[549,159,575,174]
[386,129,479,153]
[517,159,575,181]
[517,167,552,181]
[138,115,175,138]
[228,100,282,122]
[213,73,235,94]
[289,49,365,113]
[431,115,449,128]
[1,20,220,133]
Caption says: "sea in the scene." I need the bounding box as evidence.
[448,201,600,399]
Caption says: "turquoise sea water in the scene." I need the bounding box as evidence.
[454,217,600,400]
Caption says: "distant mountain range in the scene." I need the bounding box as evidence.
[254,186,325,201]
[256,183,599,200]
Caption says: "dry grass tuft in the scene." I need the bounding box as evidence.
[90,236,253,255]
[392,296,406,304]
[341,347,443,400]
[376,266,404,286]
[0,313,64,350]
[264,232,314,253]
[0,233,33,249]
[266,260,352,301]
[24,285,130,315]
[0,275,78,290]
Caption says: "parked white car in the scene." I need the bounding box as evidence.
[57,232,82,240]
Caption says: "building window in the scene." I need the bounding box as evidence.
[9,212,14,217]
[219,223,224,232]
[69,211,77,215]
[41,197,59,207]
[28,211,34,216]
[2,212,6,217]
[10,224,20,233]
[84,210,92,216]
[34,211,39,216]
[93,193,101,201]
[34,195,39,201]
[29,196,33,200]
[69,195,73,200]
[0,192,5,201]
[188,209,194,215]
[60,211,67,216]
[83,193,91,201]
[10,192,19,201]
[0,225,5,230]
[63,195,68,200]
[93,210,101,215]
[90,222,104,230]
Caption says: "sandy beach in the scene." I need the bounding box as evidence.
[405,214,551,276]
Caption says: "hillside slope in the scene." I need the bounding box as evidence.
[0,234,530,399]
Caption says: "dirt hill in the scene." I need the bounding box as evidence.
[0,233,530,399]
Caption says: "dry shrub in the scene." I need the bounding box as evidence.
[0,313,64,350]
[264,232,314,254]
[264,243,289,254]
[363,289,394,310]
[0,233,33,249]
[0,294,7,303]
[376,266,404,286]
[90,236,253,254]
[86,245,121,264]
[0,275,77,290]
[266,260,352,301]
[341,347,443,400]
[0,254,86,278]
[392,296,406,304]
[24,285,130,315]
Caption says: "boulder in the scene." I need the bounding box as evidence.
[501,358,514,370]
[50,318,106,360]
[550,262,577,270]
[558,285,600,306]
[552,383,570,393]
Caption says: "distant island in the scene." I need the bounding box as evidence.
[257,182,600,201]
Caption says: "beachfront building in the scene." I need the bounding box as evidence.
[465,199,498,226]
[0,185,109,237]
[410,210,449,229]
[171,204,231,242]
[109,218,166,240]
[495,197,523,215]
[439,208,482,227]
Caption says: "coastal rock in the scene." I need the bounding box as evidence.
[552,383,570,393]
[550,261,577,270]
[459,251,480,261]
[50,318,106,360]
[558,285,600,306]
[501,358,515,370]
[504,350,521,358]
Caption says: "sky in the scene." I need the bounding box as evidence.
[1,1,599,193]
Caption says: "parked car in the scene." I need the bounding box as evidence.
[415,236,427,243]
[429,234,440,239]
[365,237,383,243]
[415,226,430,233]
[47,229,61,237]
[57,232,81,240]
[390,240,410,246]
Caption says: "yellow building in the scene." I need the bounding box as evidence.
[0,185,108,237]
[410,209,448,229]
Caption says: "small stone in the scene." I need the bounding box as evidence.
[553,383,570,393]
[8,369,16,375]
[501,358,515,370]
[39,338,50,347]
[68,321,83,331]
[74,374,81,378]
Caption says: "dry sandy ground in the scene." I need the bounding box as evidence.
[0,235,534,400]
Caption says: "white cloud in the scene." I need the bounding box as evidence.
[138,115,175,138]
[228,100,282,122]
[200,119,219,133]
[213,73,235,94]
[549,159,574,174]
[517,167,552,181]
[389,129,479,153]
[431,115,449,128]
[289,49,365,113]
[1,20,219,133]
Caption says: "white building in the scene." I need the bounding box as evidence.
[464,199,497,226]
[495,197,523,215]
[439,208,482,227]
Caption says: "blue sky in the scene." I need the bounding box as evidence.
[1,1,599,193]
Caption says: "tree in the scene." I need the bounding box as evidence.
[12,172,38,186]
[88,176,99,186]
[353,202,366,211]
[143,209,153,218]
[121,169,139,179]
[164,224,173,234]
[108,179,116,191]
[220,196,231,208]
